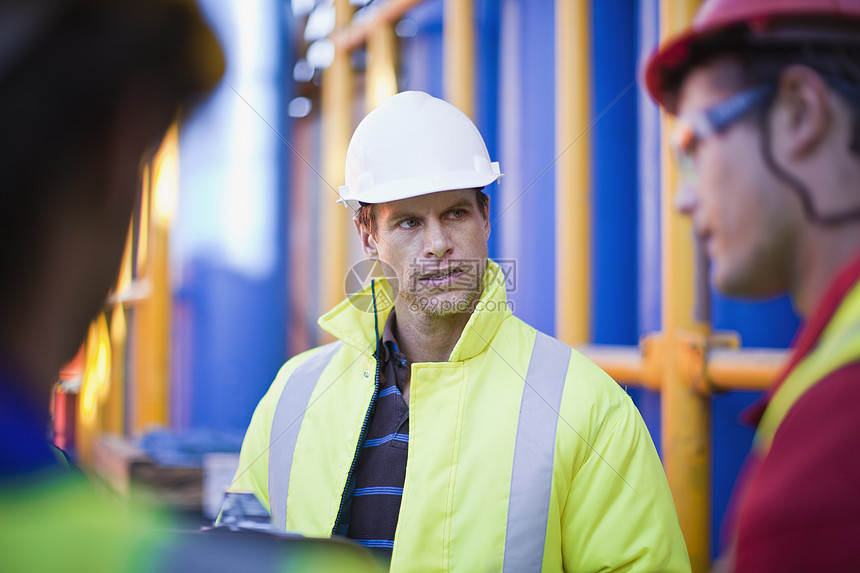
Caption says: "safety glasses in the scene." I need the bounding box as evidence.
[670,74,860,184]
[669,84,775,185]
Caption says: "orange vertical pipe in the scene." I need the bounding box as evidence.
[555,0,592,346]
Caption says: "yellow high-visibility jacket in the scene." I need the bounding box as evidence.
[229,261,690,572]
[0,471,383,572]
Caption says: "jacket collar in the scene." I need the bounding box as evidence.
[318,259,512,362]
[743,248,860,426]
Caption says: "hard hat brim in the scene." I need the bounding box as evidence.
[339,163,502,211]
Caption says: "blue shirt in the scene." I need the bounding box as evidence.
[0,366,60,478]
[346,311,410,554]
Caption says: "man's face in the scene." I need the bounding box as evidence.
[675,58,801,298]
[358,189,490,317]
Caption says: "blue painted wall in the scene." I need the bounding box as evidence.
[475,0,501,258]
[496,0,556,334]
[400,0,444,99]
[635,0,664,462]
[591,0,638,347]
[171,0,290,434]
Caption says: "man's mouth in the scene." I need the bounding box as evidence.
[418,267,464,288]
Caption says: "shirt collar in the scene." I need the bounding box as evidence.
[379,309,403,363]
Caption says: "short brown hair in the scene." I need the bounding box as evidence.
[356,188,490,237]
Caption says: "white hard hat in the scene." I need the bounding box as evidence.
[338,91,502,210]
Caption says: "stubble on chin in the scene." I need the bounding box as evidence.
[398,258,487,316]
[398,284,482,317]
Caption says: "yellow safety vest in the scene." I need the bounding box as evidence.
[230,260,691,572]
[755,275,860,453]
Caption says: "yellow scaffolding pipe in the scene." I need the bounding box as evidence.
[331,0,425,52]
[578,343,787,394]
[366,21,398,111]
[77,313,112,463]
[659,1,708,570]
[577,344,661,391]
[444,0,475,120]
[320,0,355,326]
[555,0,591,346]
[106,305,127,434]
[706,348,787,392]
[132,124,177,433]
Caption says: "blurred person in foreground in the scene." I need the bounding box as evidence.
[223,90,690,572]
[0,1,381,571]
[645,0,860,570]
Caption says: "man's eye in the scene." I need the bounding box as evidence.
[449,209,466,219]
[398,218,419,229]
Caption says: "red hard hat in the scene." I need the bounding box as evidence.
[644,0,860,112]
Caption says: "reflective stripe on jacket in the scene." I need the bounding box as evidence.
[229,260,691,572]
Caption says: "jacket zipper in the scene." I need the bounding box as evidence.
[331,356,380,535]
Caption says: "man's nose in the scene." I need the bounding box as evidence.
[674,182,699,217]
[424,221,453,258]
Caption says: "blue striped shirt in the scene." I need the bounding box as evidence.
[346,311,410,556]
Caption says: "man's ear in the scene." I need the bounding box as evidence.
[773,65,832,160]
[354,217,379,258]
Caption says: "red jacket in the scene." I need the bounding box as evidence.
[726,252,860,572]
